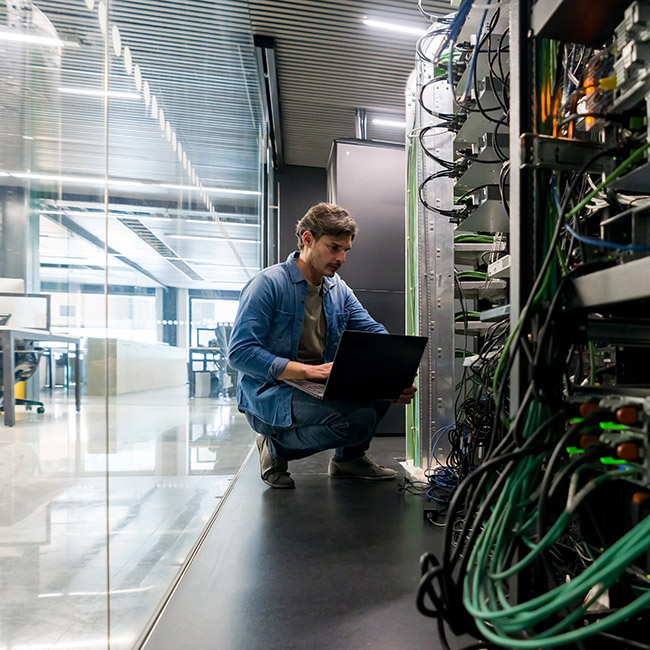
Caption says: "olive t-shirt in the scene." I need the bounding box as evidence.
[296,283,326,364]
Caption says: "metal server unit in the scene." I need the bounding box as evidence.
[405,57,455,472]
[406,11,510,474]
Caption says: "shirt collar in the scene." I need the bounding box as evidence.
[286,251,335,292]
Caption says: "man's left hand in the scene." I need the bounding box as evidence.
[394,385,417,405]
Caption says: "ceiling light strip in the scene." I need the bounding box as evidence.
[164,234,258,244]
[361,18,427,37]
[0,29,79,47]
[59,86,141,99]
[6,172,261,196]
[371,118,407,128]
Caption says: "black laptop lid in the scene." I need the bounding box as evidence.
[323,330,428,400]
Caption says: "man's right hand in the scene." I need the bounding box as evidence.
[303,362,333,382]
[278,361,333,382]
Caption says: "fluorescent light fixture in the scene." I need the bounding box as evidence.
[372,118,406,128]
[362,17,427,37]
[159,183,261,196]
[59,87,140,99]
[4,172,260,195]
[185,259,259,269]
[164,234,257,243]
[9,172,145,188]
[0,29,78,47]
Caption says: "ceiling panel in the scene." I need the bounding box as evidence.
[248,0,452,167]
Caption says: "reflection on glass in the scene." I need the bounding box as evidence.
[0,0,262,648]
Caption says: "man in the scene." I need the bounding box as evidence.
[228,202,416,489]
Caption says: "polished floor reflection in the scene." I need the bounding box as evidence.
[0,387,255,650]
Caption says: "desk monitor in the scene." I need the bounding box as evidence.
[0,278,25,294]
[0,294,50,330]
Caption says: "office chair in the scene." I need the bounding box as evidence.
[208,322,237,398]
[0,343,45,414]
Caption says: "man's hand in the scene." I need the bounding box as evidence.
[278,360,333,382]
[303,362,332,382]
[394,384,417,405]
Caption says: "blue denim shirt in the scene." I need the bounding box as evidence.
[228,252,387,427]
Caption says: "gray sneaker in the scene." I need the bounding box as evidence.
[256,435,295,489]
[328,456,397,480]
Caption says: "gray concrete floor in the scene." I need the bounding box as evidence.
[141,437,457,650]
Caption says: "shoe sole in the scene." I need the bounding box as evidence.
[262,478,295,489]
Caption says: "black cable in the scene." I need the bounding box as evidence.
[529,273,571,402]
[419,78,457,118]
[536,411,610,539]
[459,150,504,165]
[597,633,650,650]
[455,182,500,203]
[492,114,509,162]
[419,126,457,169]
[419,169,461,215]
[449,9,506,116]
[499,161,510,214]
[416,23,454,65]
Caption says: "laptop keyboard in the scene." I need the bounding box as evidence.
[288,379,326,398]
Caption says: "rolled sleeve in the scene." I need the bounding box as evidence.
[269,356,290,380]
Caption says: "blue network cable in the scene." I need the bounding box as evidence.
[427,423,469,505]
[429,424,455,466]
[552,175,650,252]
[564,222,650,252]
[436,0,476,66]
[460,0,492,102]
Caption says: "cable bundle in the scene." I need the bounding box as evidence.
[418,400,650,649]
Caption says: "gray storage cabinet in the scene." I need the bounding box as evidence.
[328,139,406,434]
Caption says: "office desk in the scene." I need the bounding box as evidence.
[0,327,81,427]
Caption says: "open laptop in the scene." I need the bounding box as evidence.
[284,330,428,401]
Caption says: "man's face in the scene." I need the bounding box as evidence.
[303,233,353,277]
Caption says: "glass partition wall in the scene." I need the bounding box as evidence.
[0,2,263,648]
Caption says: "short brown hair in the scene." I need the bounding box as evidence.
[295,202,358,250]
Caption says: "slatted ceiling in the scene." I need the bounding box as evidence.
[33,0,263,180]
[248,0,452,167]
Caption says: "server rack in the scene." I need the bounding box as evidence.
[415,2,650,648]
[406,12,510,475]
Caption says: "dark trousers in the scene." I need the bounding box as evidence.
[245,389,390,461]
